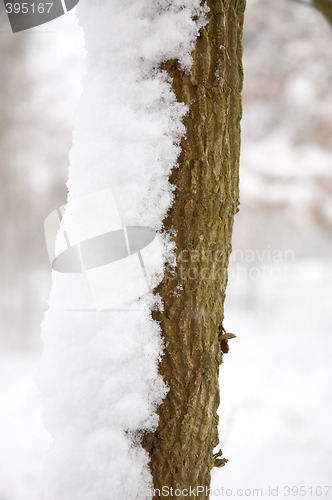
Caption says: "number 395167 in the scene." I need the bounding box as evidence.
[5,3,53,14]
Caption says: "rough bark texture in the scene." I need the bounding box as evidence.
[142,1,245,498]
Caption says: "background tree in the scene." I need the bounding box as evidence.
[0,13,81,350]
[313,0,332,26]
[293,0,332,27]
[0,16,32,349]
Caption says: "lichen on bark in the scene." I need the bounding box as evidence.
[142,1,246,498]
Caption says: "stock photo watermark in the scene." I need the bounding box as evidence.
[44,188,164,310]
[2,0,80,32]
[165,245,295,283]
[153,485,331,498]
[44,186,295,310]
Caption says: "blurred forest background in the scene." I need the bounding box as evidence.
[0,0,331,498]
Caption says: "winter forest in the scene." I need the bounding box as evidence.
[0,0,332,499]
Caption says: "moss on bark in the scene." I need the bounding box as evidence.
[142,1,246,498]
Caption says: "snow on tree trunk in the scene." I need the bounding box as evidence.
[38,1,220,500]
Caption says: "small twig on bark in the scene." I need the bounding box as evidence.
[218,330,236,354]
[213,449,229,468]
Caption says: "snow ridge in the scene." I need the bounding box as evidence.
[39,1,207,499]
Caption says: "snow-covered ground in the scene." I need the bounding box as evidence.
[212,258,332,498]
[0,354,50,500]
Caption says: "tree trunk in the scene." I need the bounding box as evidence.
[142,0,246,497]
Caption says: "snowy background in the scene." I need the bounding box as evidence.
[0,0,332,498]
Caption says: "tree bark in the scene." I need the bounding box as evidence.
[142,1,246,497]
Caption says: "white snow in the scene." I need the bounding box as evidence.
[0,354,51,500]
[38,1,207,499]
[211,258,332,498]
[67,0,207,227]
